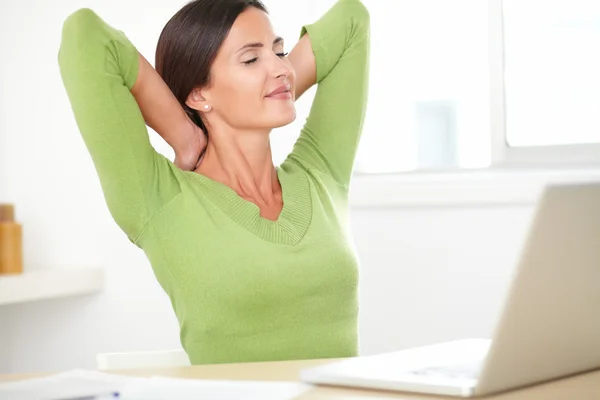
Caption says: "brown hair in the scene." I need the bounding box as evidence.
[155,0,268,135]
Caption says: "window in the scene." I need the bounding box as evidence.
[354,0,600,173]
[497,0,600,166]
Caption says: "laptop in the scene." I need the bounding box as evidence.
[300,182,600,397]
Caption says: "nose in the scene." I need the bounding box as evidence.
[271,53,292,80]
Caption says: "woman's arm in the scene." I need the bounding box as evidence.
[287,0,370,188]
[58,8,181,242]
[132,54,206,171]
[287,34,316,100]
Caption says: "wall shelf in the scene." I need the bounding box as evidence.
[0,268,103,306]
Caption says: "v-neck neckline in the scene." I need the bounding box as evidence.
[183,161,312,245]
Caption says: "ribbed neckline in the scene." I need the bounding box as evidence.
[183,161,312,246]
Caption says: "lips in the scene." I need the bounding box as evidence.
[267,83,291,97]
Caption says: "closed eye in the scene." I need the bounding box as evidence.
[243,52,289,65]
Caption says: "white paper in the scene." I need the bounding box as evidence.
[0,369,137,400]
[0,370,312,400]
[119,376,312,400]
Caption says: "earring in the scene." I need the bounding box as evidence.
[203,105,210,111]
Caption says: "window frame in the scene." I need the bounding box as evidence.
[348,0,600,208]
[490,0,600,167]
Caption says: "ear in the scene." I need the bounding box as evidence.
[185,88,211,112]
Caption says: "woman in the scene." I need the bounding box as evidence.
[58,0,369,364]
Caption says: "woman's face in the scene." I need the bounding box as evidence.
[201,7,296,131]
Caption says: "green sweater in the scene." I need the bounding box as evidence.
[58,0,370,364]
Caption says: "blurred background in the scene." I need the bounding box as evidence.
[1,0,599,373]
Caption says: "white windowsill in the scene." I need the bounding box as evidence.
[0,268,104,306]
[348,168,600,208]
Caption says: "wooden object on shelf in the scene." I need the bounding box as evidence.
[0,204,23,275]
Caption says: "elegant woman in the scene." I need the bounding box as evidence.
[58,0,370,364]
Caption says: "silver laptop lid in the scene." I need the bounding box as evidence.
[476,182,600,395]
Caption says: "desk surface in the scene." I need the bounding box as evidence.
[1,358,599,399]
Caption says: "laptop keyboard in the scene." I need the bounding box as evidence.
[407,362,481,380]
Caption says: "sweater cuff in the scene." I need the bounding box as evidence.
[299,24,330,84]
[114,30,140,90]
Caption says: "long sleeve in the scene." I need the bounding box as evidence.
[58,8,180,243]
[289,0,370,188]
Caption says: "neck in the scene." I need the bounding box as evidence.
[194,126,281,207]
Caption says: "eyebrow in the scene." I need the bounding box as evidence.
[236,37,284,54]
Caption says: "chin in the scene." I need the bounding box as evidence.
[267,107,297,129]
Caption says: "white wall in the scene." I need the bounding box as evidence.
[353,205,533,355]
[0,0,538,374]
[0,308,8,372]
